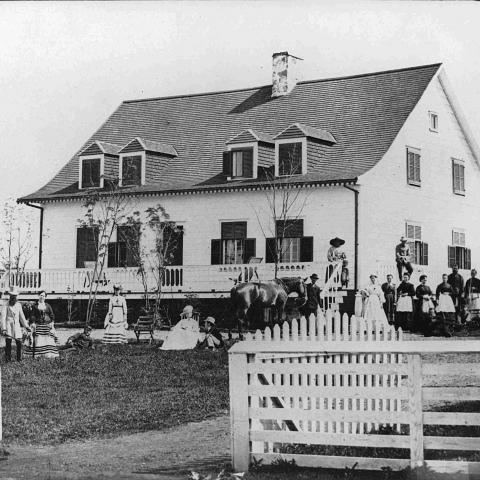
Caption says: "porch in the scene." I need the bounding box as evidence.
[0,261,336,300]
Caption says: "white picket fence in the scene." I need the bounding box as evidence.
[229,310,480,475]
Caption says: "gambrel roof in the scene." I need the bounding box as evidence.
[21,63,444,202]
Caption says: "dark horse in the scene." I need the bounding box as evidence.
[230,277,307,338]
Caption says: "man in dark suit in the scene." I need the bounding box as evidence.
[447,265,464,322]
[300,273,323,319]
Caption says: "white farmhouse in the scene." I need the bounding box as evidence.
[9,52,480,319]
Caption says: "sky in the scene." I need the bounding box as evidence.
[1,1,479,210]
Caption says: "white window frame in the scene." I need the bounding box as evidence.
[78,154,104,189]
[452,157,465,196]
[119,151,146,187]
[227,142,258,179]
[452,228,466,247]
[406,146,421,187]
[429,111,439,133]
[405,220,422,241]
[275,137,307,177]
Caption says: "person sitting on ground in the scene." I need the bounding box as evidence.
[64,326,94,350]
[200,317,225,350]
[160,305,200,350]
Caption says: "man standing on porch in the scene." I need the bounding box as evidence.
[448,265,464,322]
[381,274,396,324]
[395,236,413,280]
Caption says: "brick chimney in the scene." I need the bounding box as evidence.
[272,52,303,98]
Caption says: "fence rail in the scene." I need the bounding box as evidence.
[229,310,480,475]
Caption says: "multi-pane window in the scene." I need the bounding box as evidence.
[122,155,142,186]
[76,227,99,268]
[406,147,421,186]
[452,159,465,195]
[107,225,139,268]
[223,148,254,178]
[406,223,428,265]
[448,230,471,269]
[265,219,313,263]
[278,142,302,176]
[211,222,255,265]
[81,158,101,188]
[429,111,439,132]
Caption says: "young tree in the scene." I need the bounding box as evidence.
[252,156,309,279]
[0,197,36,282]
[77,180,131,326]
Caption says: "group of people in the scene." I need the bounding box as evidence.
[0,282,225,362]
[364,265,480,336]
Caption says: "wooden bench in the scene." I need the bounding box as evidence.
[133,315,156,343]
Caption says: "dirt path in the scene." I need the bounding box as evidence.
[0,415,231,480]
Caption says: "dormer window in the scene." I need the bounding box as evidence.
[121,154,143,186]
[228,148,253,178]
[278,142,303,176]
[274,123,335,177]
[81,157,101,188]
[78,141,122,190]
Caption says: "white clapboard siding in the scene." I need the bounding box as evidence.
[229,310,480,474]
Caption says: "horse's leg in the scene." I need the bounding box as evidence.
[237,306,248,340]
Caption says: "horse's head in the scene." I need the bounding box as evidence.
[278,277,308,306]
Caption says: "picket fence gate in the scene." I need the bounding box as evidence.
[229,310,480,475]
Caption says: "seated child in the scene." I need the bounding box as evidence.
[200,317,225,350]
[63,326,94,350]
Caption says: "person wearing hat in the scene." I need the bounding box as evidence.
[161,305,200,350]
[202,317,224,350]
[395,236,413,281]
[102,284,128,344]
[300,274,322,319]
[326,237,346,282]
[0,287,30,362]
[464,269,480,321]
[396,273,415,331]
[360,274,388,326]
[64,325,94,350]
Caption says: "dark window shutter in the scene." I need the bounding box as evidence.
[243,238,256,263]
[243,149,253,178]
[421,242,428,266]
[76,227,98,268]
[223,152,232,176]
[407,241,416,263]
[300,236,314,262]
[466,248,472,270]
[266,238,276,263]
[448,246,456,268]
[107,243,117,267]
[276,219,304,238]
[221,222,247,239]
[211,239,222,265]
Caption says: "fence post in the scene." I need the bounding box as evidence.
[407,353,424,469]
[229,351,250,472]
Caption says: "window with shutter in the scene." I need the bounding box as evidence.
[107,225,139,267]
[452,159,465,195]
[164,225,183,266]
[219,222,248,264]
[76,227,98,268]
[406,222,427,265]
[449,230,470,269]
[81,158,101,188]
[227,148,254,178]
[406,148,421,186]
[278,142,302,176]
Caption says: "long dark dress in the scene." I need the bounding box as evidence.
[415,284,435,335]
[381,282,396,324]
[395,282,415,331]
[434,282,455,336]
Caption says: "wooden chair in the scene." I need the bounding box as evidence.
[133,315,156,343]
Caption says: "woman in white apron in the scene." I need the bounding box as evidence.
[102,284,128,344]
[415,275,435,335]
[160,305,200,350]
[395,273,415,331]
[360,274,388,327]
[435,274,456,337]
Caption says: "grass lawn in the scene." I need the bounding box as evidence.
[1,344,229,445]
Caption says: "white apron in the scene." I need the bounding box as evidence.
[396,296,413,312]
[436,293,455,313]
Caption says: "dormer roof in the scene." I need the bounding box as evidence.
[226,129,275,145]
[274,123,336,144]
[80,140,123,157]
[119,137,178,156]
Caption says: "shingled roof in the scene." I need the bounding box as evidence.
[20,63,442,202]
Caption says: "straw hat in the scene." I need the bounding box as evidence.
[8,286,20,296]
[329,237,345,247]
[205,316,216,325]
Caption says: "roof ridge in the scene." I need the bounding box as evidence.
[123,62,442,105]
